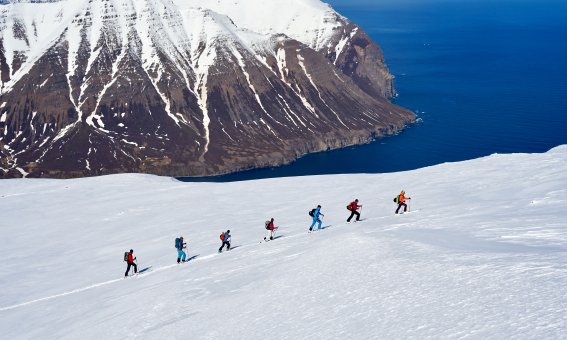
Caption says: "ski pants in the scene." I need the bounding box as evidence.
[125,262,137,276]
[396,203,407,214]
[347,210,360,222]
[265,229,275,240]
[177,249,186,262]
[309,218,322,230]
[219,241,231,251]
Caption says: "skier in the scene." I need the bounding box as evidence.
[309,205,324,232]
[347,199,362,222]
[264,218,277,241]
[175,236,187,263]
[124,249,137,277]
[219,229,231,252]
[395,190,411,214]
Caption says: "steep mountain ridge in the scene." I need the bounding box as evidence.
[0,0,414,178]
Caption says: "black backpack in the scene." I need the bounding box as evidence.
[265,221,271,230]
[123,252,128,262]
[308,208,315,217]
[175,237,181,249]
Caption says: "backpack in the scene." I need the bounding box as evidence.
[220,232,225,241]
[265,221,271,230]
[308,209,316,217]
[123,252,128,262]
[175,237,181,249]
[393,196,399,204]
[347,203,353,211]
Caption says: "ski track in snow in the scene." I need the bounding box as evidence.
[0,214,390,312]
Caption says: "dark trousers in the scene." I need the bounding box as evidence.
[396,203,407,214]
[347,210,360,222]
[125,262,137,277]
[219,241,231,251]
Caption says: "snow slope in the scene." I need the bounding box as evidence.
[1,147,567,339]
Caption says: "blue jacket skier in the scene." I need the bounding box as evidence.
[175,236,187,263]
[309,205,324,232]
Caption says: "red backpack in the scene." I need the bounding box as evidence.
[220,232,225,241]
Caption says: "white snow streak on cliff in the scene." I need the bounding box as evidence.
[276,48,317,118]
[230,46,285,130]
[133,0,179,126]
[189,13,217,160]
[334,27,358,64]
[66,19,83,121]
[297,53,347,128]
[86,1,134,132]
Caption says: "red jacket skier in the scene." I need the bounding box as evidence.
[347,199,362,222]
[125,249,137,277]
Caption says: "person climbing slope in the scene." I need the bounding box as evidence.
[175,236,187,263]
[264,218,277,241]
[219,229,231,252]
[347,199,362,222]
[309,205,324,232]
[394,190,411,214]
[124,249,137,277]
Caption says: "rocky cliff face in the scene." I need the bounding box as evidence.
[0,0,415,178]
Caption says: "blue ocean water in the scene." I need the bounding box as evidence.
[180,0,567,182]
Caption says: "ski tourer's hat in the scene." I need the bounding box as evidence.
[129,249,133,253]
[355,199,358,202]
[317,205,321,208]
[227,230,230,233]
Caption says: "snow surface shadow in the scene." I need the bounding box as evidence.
[139,266,152,273]
[187,255,199,262]
[391,229,566,253]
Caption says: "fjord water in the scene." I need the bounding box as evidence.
[180,0,567,182]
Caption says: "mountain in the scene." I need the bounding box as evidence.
[1,147,566,338]
[0,0,415,178]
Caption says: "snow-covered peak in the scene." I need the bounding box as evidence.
[182,0,345,50]
[0,0,343,92]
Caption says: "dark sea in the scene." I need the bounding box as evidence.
[180,0,567,182]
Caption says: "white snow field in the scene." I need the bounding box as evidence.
[1,147,567,339]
